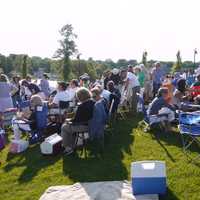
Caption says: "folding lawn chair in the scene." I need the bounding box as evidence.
[179,111,200,162]
[74,127,89,157]
[13,104,48,144]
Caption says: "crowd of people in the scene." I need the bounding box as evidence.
[1,62,200,155]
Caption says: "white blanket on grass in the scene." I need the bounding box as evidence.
[39,181,159,200]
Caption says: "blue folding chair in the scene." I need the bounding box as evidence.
[179,112,200,162]
[15,104,48,144]
[30,104,48,144]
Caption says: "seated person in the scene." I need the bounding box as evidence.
[68,79,79,105]
[61,87,95,155]
[110,68,120,87]
[12,95,43,140]
[107,81,121,114]
[147,87,175,126]
[181,95,200,112]
[49,81,71,108]
[172,79,190,109]
[21,80,45,100]
[162,75,174,104]
[191,73,200,98]
[194,95,200,105]
[89,88,108,139]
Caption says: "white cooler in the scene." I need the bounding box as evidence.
[40,134,62,155]
[131,161,166,195]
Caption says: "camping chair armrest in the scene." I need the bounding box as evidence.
[13,119,33,125]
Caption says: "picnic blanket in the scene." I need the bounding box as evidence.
[39,181,159,200]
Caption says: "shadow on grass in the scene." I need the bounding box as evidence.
[4,144,61,183]
[62,115,141,183]
[149,125,200,162]
[160,187,179,200]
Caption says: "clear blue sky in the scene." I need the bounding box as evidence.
[0,0,200,62]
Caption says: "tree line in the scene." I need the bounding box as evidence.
[0,24,199,81]
[0,53,198,80]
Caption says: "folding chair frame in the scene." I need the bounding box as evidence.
[74,131,89,158]
[179,124,200,162]
[179,112,200,162]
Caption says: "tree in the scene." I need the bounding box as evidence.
[22,55,28,78]
[172,50,182,72]
[116,59,127,68]
[0,54,6,73]
[54,24,78,81]
[142,51,148,67]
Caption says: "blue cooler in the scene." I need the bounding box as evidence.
[131,161,166,195]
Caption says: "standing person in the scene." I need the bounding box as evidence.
[125,65,140,113]
[119,69,129,106]
[80,73,90,88]
[187,69,195,87]
[151,62,165,97]
[135,66,145,88]
[90,87,108,142]
[11,75,21,107]
[103,70,111,90]
[39,73,50,99]
[110,68,120,88]
[0,74,13,112]
[107,81,121,114]
[141,64,153,103]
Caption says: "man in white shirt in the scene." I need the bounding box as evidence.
[125,65,140,113]
[68,79,79,101]
[49,82,71,107]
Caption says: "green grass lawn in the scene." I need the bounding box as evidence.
[0,115,200,200]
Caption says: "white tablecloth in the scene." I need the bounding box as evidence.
[40,181,159,200]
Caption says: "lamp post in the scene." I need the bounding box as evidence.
[194,48,198,69]
[77,53,81,78]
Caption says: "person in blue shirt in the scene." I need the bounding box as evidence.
[148,87,175,115]
[147,87,175,130]
[151,62,165,97]
[90,88,108,140]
